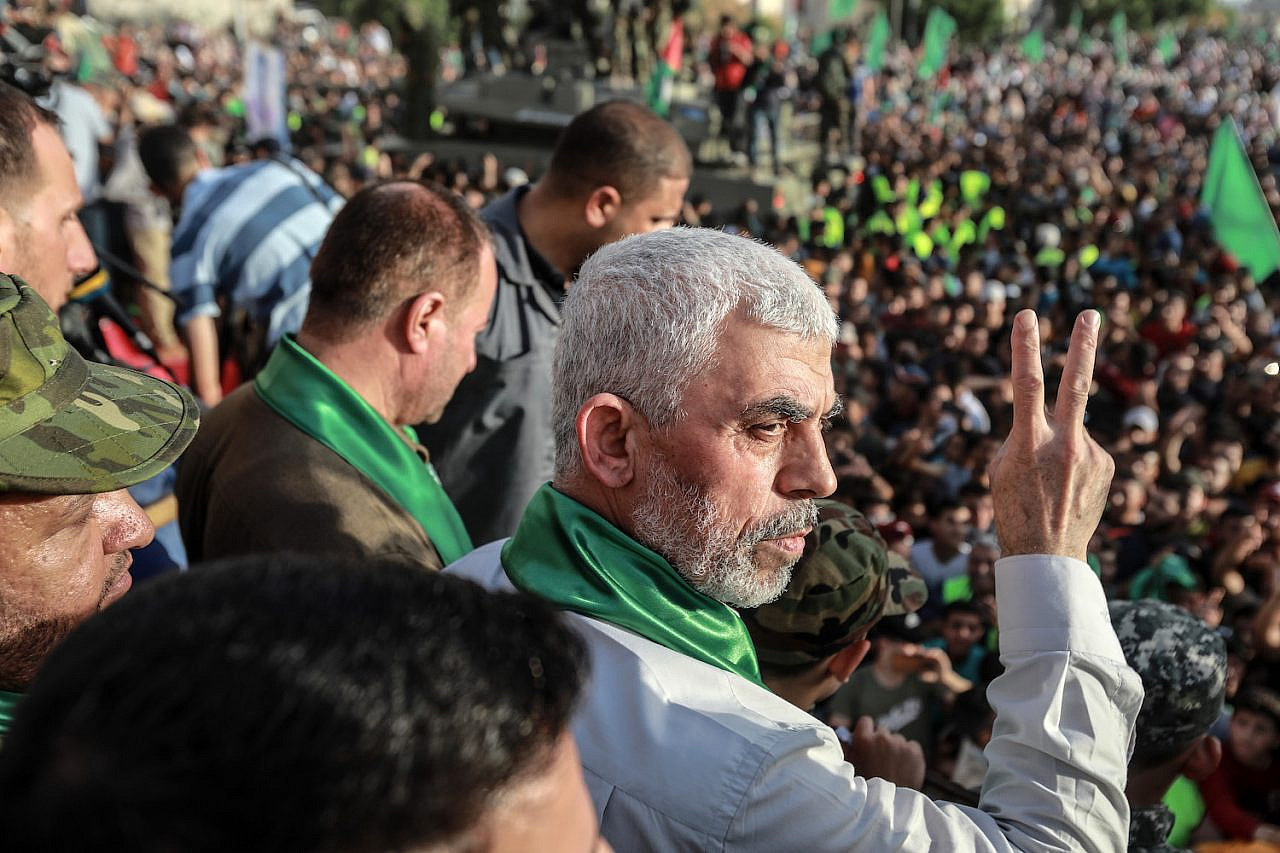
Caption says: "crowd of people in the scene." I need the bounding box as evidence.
[0,0,1279,849]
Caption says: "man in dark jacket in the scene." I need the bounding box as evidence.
[177,182,493,569]
[416,100,690,545]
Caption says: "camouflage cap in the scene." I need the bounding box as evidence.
[0,275,200,494]
[742,500,928,667]
[1109,599,1227,757]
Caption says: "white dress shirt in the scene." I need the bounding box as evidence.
[450,545,1142,852]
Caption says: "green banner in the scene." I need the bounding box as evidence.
[1110,12,1129,66]
[918,8,956,79]
[1157,29,1177,64]
[830,0,858,22]
[1021,28,1044,63]
[866,9,890,71]
[1201,120,1280,281]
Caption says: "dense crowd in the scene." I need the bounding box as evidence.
[1,0,1279,848]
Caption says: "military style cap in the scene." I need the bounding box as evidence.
[0,275,200,494]
[742,500,928,667]
[1109,599,1226,756]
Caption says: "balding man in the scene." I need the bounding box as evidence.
[176,181,495,569]
[418,100,691,544]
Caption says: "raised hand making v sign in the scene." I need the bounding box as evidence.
[989,309,1115,562]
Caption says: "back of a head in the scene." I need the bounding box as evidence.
[304,180,488,344]
[0,555,586,853]
[1109,599,1226,769]
[137,123,199,193]
[552,227,837,475]
[0,81,58,209]
[543,100,691,204]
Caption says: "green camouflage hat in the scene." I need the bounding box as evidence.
[0,275,199,494]
[1109,599,1226,758]
[742,500,928,667]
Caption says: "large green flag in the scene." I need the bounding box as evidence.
[830,0,858,22]
[918,8,956,79]
[1021,28,1044,63]
[1201,120,1280,281]
[1068,8,1083,39]
[866,10,890,71]
[1110,12,1129,66]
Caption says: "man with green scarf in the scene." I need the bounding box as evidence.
[177,182,492,569]
[0,273,200,736]
[450,226,1141,850]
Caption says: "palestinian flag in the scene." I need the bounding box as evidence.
[647,19,685,118]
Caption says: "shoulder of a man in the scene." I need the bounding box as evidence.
[448,544,825,846]
[480,188,534,284]
[180,386,440,568]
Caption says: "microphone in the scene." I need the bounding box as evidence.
[70,266,156,354]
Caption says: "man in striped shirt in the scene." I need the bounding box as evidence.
[139,127,343,406]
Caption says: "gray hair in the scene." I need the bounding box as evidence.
[553,227,838,476]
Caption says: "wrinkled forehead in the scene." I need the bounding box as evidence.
[694,319,836,403]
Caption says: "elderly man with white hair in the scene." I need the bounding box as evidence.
[450,227,1141,851]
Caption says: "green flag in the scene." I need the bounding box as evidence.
[1157,29,1177,64]
[1110,12,1129,66]
[866,10,890,72]
[1069,8,1083,39]
[1201,120,1280,281]
[829,0,858,23]
[919,8,956,79]
[1021,28,1044,63]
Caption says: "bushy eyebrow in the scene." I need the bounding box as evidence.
[739,395,844,424]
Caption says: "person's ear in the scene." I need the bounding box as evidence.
[583,186,623,229]
[576,393,642,489]
[827,638,871,684]
[402,290,447,355]
[1181,734,1223,782]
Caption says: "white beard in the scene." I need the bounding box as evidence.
[631,457,817,608]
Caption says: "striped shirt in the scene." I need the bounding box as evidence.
[169,158,343,345]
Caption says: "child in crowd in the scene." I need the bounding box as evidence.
[826,615,971,761]
[1199,688,1280,843]
[924,600,988,683]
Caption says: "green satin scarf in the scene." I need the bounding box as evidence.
[502,485,763,687]
[254,335,472,565]
[0,689,19,737]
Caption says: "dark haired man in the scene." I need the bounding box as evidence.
[138,123,343,406]
[0,555,607,852]
[176,181,495,568]
[0,273,199,734]
[0,81,97,312]
[418,99,691,545]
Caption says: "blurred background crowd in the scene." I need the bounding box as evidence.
[2,0,1279,845]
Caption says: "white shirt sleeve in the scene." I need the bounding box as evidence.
[727,555,1143,852]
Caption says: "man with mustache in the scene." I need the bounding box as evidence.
[0,273,199,736]
[451,227,1139,850]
